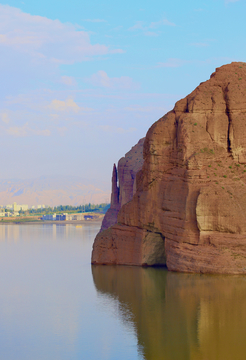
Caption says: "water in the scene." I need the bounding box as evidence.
[0,224,246,360]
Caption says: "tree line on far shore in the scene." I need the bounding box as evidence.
[19,203,110,215]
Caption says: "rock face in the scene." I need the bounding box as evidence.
[92,62,246,274]
[100,138,144,231]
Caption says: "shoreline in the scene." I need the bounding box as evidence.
[0,217,104,225]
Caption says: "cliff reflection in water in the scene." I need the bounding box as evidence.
[92,266,246,360]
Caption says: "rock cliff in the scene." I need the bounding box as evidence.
[92,62,246,274]
[100,138,144,231]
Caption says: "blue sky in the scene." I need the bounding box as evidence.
[0,0,245,185]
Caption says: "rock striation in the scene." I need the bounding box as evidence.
[92,62,246,274]
[100,138,144,231]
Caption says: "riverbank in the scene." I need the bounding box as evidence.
[0,214,104,225]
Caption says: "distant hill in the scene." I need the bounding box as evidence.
[0,176,110,207]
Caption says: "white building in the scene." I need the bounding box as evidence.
[5,203,29,212]
[42,214,56,221]
[0,208,5,217]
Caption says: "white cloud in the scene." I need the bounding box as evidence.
[149,18,175,28]
[49,98,80,113]
[86,70,139,90]
[128,21,144,31]
[1,112,10,124]
[6,123,50,137]
[129,17,175,33]
[144,31,159,37]
[0,5,122,65]
[60,76,77,86]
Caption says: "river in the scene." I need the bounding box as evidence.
[0,223,245,360]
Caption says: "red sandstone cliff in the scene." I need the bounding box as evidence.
[92,62,246,274]
[100,138,144,231]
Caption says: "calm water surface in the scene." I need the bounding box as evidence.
[0,223,246,360]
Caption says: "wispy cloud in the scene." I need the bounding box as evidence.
[149,18,175,28]
[60,76,77,86]
[48,98,93,115]
[1,112,10,124]
[85,70,140,90]
[0,5,122,65]
[6,123,51,137]
[129,17,175,36]
[144,31,159,37]
[128,21,144,31]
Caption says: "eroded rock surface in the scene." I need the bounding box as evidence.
[100,138,144,231]
[93,62,246,274]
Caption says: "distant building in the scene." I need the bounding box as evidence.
[6,203,28,213]
[42,214,56,221]
[20,204,28,211]
[56,214,66,221]
[0,208,5,217]
[42,213,85,221]
[64,214,84,221]
[84,215,94,220]
[37,205,45,209]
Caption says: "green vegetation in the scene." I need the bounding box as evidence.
[223,175,227,178]
[0,218,41,223]
[200,148,214,154]
[21,203,110,217]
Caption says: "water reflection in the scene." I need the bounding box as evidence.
[92,266,246,360]
[0,223,88,243]
[0,223,103,360]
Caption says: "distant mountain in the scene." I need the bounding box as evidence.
[0,176,110,207]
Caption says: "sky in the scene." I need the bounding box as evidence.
[0,0,245,186]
